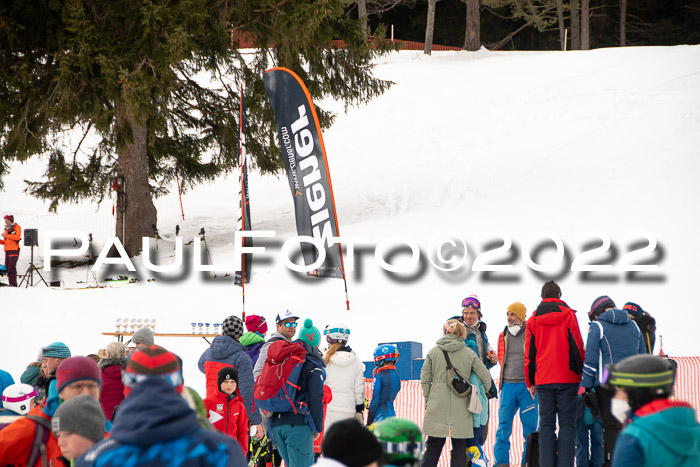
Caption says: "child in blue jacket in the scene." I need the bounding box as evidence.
[367,344,401,425]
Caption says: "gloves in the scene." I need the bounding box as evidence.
[582,388,600,417]
[355,404,365,413]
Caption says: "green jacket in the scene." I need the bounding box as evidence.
[420,334,492,438]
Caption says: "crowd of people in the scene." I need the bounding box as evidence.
[0,280,697,467]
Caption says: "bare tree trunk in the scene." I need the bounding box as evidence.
[425,0,437,54]
[620,0,627,46]
[115,100,157,257]
[571,0,581,50]
[358,0,368,38]
[581,0,590,50]
[556,0,566,50]
[464,0,480,51]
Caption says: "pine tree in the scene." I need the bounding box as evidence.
[0,0,393,256]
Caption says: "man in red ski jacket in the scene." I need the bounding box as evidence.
[524,281,585,467]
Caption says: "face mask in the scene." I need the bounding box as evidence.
[508,325,522,336]
[611,398,631,424]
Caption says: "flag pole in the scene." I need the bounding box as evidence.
[239,81,246,321]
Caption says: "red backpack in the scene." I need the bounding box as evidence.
[253,341,307,414]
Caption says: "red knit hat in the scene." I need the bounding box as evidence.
[56,356,101,394]
[123,345,183,395]
[245,314,268,335]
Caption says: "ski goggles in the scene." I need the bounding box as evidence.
[122,370,183,389]
[283,322,298,328]
[1,387,38,404]
[462,296,481,310]
[374,352,400,365]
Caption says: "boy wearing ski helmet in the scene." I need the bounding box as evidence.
[0,384,39,429]
[605,355,700,467]
[370,417,424,467]
[367,344,401,425]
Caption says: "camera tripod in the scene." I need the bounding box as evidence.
[19,245,48,287]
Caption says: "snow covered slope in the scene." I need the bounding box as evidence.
[1,46,698,397]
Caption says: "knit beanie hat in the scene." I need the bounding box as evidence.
[298,319,321,347]
[507,302,527,323]
[322,418,384,467]
[623,302,644,318]
[51,394,105,443]
[4,214,13,222]
[42,342,71,359]
[123,345,183,395]
[222,315,244,339]
[56,357,101,394]
[590,295,616,320]
[245,314,268,335]
[132,327,155,346]
[217,367,239,389]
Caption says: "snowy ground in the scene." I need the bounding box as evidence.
[1,45,699,397]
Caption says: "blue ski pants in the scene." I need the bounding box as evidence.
[494,382,538,466]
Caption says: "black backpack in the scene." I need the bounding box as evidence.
[524,431,539,467]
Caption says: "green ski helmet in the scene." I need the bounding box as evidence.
[370,417,423,467]
[603,354,676,412]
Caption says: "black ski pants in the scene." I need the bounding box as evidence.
[421,436,467,467]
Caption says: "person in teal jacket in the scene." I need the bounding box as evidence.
[607,354,700,467]
[465,341,489,467]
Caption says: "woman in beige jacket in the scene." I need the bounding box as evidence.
[421,319,492,467]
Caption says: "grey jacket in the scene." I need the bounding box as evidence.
[252,332,289,381]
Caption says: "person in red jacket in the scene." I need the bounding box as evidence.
[524,281,585,467]
[98,342,126,421]
[203,366,249,454]
[1,214,21,287]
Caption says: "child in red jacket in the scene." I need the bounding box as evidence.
[203,366,249,454]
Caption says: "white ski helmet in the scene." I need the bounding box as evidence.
[1,383,38,415]
[324,323,350,344]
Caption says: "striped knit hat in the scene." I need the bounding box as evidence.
[42,342,71,359]
[589,295,616,321]
[123,345,183,395]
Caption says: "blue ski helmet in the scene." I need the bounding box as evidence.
[374,344,399,367]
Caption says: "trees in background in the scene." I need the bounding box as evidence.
[0,0,393,256]
[373,0,698,53]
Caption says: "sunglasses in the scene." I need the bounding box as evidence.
[462,297,481,310]
[283,322,298,328]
